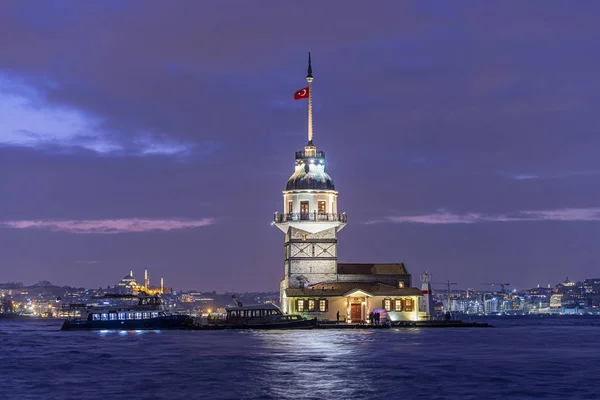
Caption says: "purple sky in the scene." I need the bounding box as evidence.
[1,1,599,292]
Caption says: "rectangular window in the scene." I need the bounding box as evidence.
[394,299,402,312]
[300,201,309,219]
[101,313,109,321]
[118,312,126,320]
[143,312,150,319]
[404,298,414,312]
[93,314,101,321]
[398,281,405,288]
[308,299,315,312]
[384,299,391,311]
[151,312,159,318]
[288,201,293,214]
[136,312,143,320]
[319,299,328,312]
[297,299,304,312]
[318,201,326,214]
[109,313,117,320]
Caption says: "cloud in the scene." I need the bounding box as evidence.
[504,171,600,181]
[0,74,198,156]
[374,208,600,225]
[0,218,214,234]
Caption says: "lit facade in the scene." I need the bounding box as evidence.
[273,55,426,322]
[115,269,165,295]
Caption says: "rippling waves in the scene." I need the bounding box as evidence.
[1,316,599,400]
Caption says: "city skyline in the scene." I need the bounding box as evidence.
[2,1,600,291]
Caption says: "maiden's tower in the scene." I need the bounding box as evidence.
[274,55,428,322]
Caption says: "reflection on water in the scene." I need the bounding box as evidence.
[259,331,378,399]
[1,317,599,400]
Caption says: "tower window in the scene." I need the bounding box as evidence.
[300,201,309,219]
[398,281,405,288]
[318,201,326,214]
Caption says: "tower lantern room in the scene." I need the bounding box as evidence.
[273,52,346,234]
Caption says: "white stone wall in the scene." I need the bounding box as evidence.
[290,227,336,240]
[284,226,338,288]
[284,190,338,214]
[288,259,337,288]
[288,242,337,258]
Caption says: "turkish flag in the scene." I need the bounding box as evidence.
[294,86,309,100]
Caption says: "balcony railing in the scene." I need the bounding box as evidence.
[274,212,347,223]
[295,150,326,159]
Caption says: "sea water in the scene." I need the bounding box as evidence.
[1,316,599,400]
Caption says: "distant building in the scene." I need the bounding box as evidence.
[550,294,563,309]
[114,269,166,295]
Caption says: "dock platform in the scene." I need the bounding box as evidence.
[194,320,492,330]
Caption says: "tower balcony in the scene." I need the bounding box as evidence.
[273,212,347,234]
[274,212,346,223]
[295,150,326,159]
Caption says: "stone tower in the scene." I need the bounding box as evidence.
[273,54,346,312]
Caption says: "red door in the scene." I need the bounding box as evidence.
[351,304,362,322]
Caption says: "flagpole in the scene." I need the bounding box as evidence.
[306,52,313,145]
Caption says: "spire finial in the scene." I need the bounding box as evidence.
[305,52,314,147]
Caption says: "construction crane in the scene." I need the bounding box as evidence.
[481,283,511,313]
[433,280,457,318]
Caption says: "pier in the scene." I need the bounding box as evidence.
[193,320,492,330]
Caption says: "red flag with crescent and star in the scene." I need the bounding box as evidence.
[294,86,309,100]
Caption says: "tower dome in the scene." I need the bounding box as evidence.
[286,150,335,191]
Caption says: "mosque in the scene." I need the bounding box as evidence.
[273,55,432,322]
[115,268,166,295]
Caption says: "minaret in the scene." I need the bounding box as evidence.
[144,268,149,290]
[274,53,347,313]
[160,277,164,294]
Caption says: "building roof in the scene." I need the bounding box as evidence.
[285,282,422,298]
[337,263,409,276]
[226,303,281,311]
